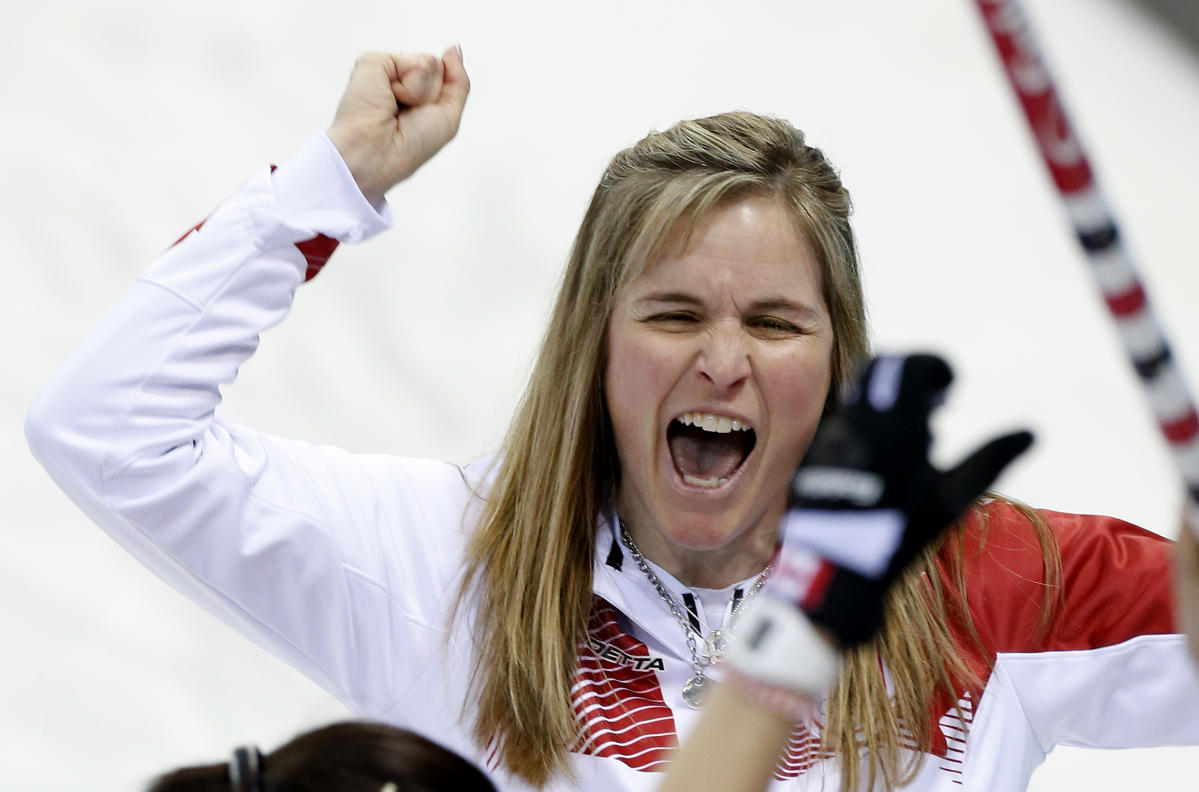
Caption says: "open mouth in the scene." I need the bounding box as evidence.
[667,412,757,489]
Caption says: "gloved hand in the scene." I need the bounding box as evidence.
[781,353,1032,645]
[726,354,1032,712]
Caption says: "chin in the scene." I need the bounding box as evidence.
[657,510,753,552]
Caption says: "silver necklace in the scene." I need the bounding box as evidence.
[619,525,773,709]
[700,567,771,666]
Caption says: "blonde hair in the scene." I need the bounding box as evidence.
[456,112,1055,789]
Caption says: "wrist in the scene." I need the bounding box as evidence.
[725,594,841,710]
[325,125,391,206]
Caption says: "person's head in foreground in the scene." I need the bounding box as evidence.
[147,721,496,792]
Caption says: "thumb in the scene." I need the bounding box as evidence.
[439,43,471,118]
[937,430,1034,518]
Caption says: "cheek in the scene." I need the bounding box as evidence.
[606,330,676,412]
[605,327,659,454]
[766,346,834,448]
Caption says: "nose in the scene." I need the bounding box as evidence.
[696,320,750,391]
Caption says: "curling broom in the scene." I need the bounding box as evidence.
[972,0,1199,535]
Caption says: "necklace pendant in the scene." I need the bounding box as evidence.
[681,673,712,709]
[702,629,729,664]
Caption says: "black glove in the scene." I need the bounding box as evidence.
[779,353,1032,646]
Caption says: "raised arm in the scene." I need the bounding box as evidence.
[1178,516,1199,664]
[25,49,471,716]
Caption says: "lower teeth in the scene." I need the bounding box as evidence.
[683,474,729,488]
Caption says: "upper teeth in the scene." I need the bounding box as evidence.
[677,412,749,434]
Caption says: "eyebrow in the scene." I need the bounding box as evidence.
[634,292,704,308]
[634,291,821,320]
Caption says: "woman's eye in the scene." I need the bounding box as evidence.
[750,316,800,334]
[650,312,698,324]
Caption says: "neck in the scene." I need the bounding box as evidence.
[620,520,777,590]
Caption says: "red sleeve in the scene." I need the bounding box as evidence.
[949,501,1176,660]
[1035,508,1176,651]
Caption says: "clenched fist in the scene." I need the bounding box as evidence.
[326,47,470,205]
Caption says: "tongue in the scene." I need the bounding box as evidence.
[669,425,746,480]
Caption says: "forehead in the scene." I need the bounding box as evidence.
[628,196,823,302]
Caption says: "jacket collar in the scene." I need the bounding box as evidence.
[590,507,793,661]
[590,508,697,661]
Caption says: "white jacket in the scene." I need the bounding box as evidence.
[26,132,1199,791]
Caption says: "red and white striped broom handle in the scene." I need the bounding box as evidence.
[972,0,1199,536]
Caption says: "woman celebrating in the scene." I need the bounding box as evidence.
[26,48,1199,791]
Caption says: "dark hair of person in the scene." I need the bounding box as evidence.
[146,721,496,792]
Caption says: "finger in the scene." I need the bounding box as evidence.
[341,52,398,102]
[349,51,393,78]
[391,53,444,107]
[439,43,471,117]
[893,354,952,412]
[851,354,951,414]
[390,53,442,106]
[939,429,1034,516]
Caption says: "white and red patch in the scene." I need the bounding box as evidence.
[570,599,678,772]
